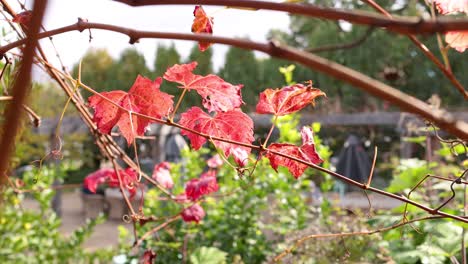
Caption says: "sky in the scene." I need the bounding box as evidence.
[8,0,291,76]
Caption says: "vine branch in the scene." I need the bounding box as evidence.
[0,20,466,139]
[112,0,468,34]
[0,0,48,185]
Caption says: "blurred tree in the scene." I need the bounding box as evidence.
[154,43,181,76]
[187,43,213,75]
[153,43,187,109]
[72,48,114,94]
[107,48,151,91]
[267,0,466,111]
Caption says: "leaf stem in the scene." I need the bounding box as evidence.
[263,115,278,148]
[171,87,188,120]
[430,2,452,72]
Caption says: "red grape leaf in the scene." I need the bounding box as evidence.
[191,5,214,51]
[88,76,173,145]
[181,204,206,223]
[445,31,468,52]
[179,107,254,166]
[152,162,174,189]
[185,170,219,201]
[164,62,243,112]
[142,250,157,264]
[83,168,139,197]
[266,127,323,178]
[83,168,114,193]
[256,82,325,116]
[207,154,223,168]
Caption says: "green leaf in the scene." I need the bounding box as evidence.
[190,247,228,264]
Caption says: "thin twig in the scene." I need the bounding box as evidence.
[307,27,375,53]
[134,214,181,248]
[274,215,446,262]
[366,146,377,188]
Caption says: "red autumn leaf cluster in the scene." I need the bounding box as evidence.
[256,82,325,116]
[83,168,139,197]
[185,170,219,201]
[266,127,323,179]
[88,76,173,145]
[164,62,243,113]
[191,5,214,51]
[181,204,206,223]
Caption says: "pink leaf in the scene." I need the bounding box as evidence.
[164,62,244,112]
[266,126,323,179]
[207,154,223,168]
[231,147,249,167]
[181,204,206,223]
[434,0,468,14]
[152,162,174,189]
[445,30,468,52]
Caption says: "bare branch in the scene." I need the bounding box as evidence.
[274,215,446,262]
